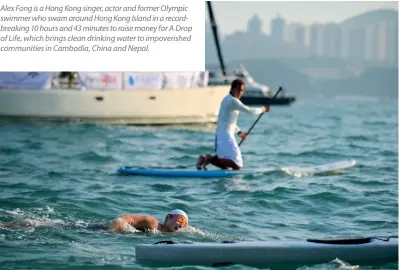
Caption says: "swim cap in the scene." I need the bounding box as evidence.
[169,209,188,223]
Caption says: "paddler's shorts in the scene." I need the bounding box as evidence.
[215,133,243,168]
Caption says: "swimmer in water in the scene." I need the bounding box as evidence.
[103,209,189,233]
[0,209,189,233]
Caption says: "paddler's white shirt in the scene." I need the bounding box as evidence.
[216,93,265,135]
[215,93,265,168]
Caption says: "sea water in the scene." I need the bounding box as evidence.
[0,96,397,269]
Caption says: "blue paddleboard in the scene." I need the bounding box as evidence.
[117,160,356,178]
[116,167,274,178]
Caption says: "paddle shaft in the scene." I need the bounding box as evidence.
[238,87,283,146]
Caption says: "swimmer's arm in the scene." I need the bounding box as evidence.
[0,221,37,228]
[106,218,125,232]
[231,98,265,115]
[0,222,14,228]
[106,215,158,232]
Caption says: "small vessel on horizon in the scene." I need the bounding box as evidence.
[207,64,296,106]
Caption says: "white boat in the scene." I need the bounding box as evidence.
[0,72,229,125]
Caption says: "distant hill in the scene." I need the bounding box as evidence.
[310,67,398,98]
[206,9,398,68]
[205,8,398,99]
[206,59,311,92]
[206,59,398,99]
[341,9,398,27]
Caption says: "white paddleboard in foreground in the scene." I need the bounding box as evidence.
[135,236,398,267]
[117,160,356,178]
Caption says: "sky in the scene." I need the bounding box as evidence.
[206,1,399,35]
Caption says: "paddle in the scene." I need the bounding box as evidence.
[238,86,283,146]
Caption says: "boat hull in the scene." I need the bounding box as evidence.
[0,86,229,125]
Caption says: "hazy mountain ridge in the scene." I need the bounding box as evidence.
[341,9,398,27]
[206,8,398,99]
[206,9,398,67]
[205,59,398,99]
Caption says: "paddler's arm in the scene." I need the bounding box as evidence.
[235,125,241,135]
[231,98,266,116]
[0,222,15,228]
[106,215,159,232]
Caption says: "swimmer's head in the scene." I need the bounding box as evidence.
[163,209,188,232]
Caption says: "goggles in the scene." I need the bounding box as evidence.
[173,214,188,227]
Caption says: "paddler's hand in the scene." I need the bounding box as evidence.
[238,132,247,141]
[264,105,270,112]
